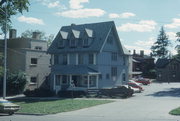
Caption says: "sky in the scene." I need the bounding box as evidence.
[1,0,180,55]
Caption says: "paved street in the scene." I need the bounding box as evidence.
[1,83,180,121]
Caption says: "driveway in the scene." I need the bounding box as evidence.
[1,83,180,121]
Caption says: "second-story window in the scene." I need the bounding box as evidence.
[35,46,42,50]
[89,53,95,65]
[54,55,59,64]
[78,54,84,65]
[31,58,38,65]
[63,54,67,65]
[123,56,126,65]
[111,52,118,61]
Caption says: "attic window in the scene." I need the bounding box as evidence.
[70,38,77,47]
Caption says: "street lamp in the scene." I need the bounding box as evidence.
[0,2,7,99]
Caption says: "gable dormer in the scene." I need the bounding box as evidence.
[83,28,94,47]
[58,31,68,48]
[69,29,80,48]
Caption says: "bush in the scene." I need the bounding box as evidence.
[0,71,27,96]
[58,90,87,98]
[23,88,55,97]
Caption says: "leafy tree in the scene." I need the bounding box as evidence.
[21,29,54,46]
[0,52,3,77]
[151,26,170,58]
[0,0,30,33]
[0,71,27,96]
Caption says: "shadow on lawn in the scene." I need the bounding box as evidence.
[9,97,67,103]
[147,88,180,97]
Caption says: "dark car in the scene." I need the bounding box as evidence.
[0,99,20,115]
[98,85,134,98]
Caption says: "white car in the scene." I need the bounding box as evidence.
[0,99,20,115]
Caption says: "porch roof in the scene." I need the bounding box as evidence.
[55,66,100,75]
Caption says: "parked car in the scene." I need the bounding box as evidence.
[129,80,143,86]
[135,78,151,85]
[98,85,134,98]
[128,82,144,91]
[0,99,20,115]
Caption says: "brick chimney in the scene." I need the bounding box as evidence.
[133,49,136,55]
[140,50,144,57]
[32,32,41,40]
[9,29,17,39]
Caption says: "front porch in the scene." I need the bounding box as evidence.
[54,74,99,93]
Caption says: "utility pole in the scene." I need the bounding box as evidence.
[0,1,7,99]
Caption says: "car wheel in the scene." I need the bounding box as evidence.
[8,112,14,115]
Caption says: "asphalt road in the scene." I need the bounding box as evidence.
[1,83,180,121]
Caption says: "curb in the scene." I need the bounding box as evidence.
[15,112,47,116]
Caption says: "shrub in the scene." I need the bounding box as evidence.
[0,71,27,96]
[58,90,87,98]
[23,88,55,97]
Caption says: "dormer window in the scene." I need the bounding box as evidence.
[83,28,93,47]
[70,37,76,47]
[58,31,68,48]
[69,29,80,48]
[83,38,89,47]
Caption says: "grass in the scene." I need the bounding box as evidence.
[169,107,180,115]
[11,99,113,114]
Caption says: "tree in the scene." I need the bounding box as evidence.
[0,0,30,33]
[151,26,170,58]
[173,32,180,60]
[0,52,3,77]
[21,29,54,46]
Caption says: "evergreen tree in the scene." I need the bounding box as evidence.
[151,26,170,58]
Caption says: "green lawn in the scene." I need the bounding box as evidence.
[12,99,113,114]
[169,107,180,115]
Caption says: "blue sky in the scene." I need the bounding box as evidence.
[1,0,180,55]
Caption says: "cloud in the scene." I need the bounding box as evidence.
[36,0,66,9]
[165,18,180,29]
[56,8,105,18]
[69,0,89,9]
[167,32,177,41]
[17,16,45,25]
[117,20,157,32]
[109,12,136,19]
[135,37,155,47]
[0,34,3,39]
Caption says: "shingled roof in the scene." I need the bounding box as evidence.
[48,21,128,55]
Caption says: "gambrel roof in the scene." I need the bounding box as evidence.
[48,21,129,55]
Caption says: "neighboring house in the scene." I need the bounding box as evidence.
[156,58,180,82]
[132,50,155,78]
[48,21,130,93]
[7,29,51,90]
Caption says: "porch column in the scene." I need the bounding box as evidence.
[69,75,72,87]
[87,75,90,89]
[53,74,56,91]
[96,75,98,89]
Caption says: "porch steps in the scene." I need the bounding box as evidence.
[87,89,99,97]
